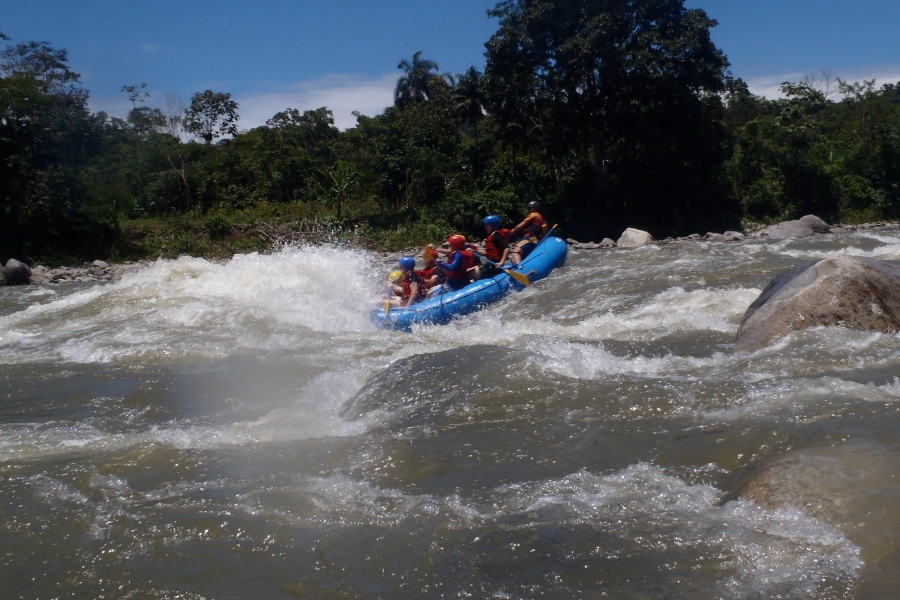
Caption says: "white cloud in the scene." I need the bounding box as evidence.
[140,43,158,52]
[745,65,900,99]
[236,73,397,131]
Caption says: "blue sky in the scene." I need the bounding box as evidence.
[3,0,899,129]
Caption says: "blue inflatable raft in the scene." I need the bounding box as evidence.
[372,235,568,330]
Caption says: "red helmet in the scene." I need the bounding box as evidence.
[448,235,466,251]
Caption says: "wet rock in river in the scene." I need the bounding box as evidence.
[4,258,32,285]
[722,231,746,242]
[759,214,831,239]
[735,256,900,352]
[762,219,815,239]
[725,444,900,563]
[599,238,616,248]
[799,214,832,234]
[30,265,51,284]
[616,228,654,249]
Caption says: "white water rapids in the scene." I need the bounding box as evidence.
[2,231,900,598]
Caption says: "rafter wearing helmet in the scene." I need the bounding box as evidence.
[433,235,479,291]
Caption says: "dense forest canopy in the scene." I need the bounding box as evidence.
[2,1,900,264]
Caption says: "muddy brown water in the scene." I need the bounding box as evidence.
[2,233,900,599]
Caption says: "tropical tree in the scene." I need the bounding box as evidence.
[0,37,115,259]
[484,0,736,235]
[317,161,359,219]
[453,67,487,143]
[184,89,239,144]
[394,51,440,106]
[121,82,149,109]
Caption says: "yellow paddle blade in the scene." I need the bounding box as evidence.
[385,300,391,317]
[505,269,531,287]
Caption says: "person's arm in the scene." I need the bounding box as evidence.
[440,253,463,272]
[404,282,419,307]
[498,246,511,266]
[512,214,534,235]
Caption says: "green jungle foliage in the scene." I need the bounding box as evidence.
[2,2,900,264]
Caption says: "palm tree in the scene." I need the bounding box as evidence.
[394,51,439,106]
[453,67,487,145]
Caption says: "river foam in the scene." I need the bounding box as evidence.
[0,245,381,364]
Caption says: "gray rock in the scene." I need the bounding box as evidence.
[705,232,727,242]
[30,265,51,284]
[687,233,702,240]
[566,238,580,246]
[92,260,110,269]
[4,258,32,285]
[110,263,142,281]
[599,238,616,247]
[762,220,815,239]
[735,256,900,352]
[799,214,832,233]
[576,242,601,249]
[616,228,654,249]
[726,444,900,563]
[722,231,746,242]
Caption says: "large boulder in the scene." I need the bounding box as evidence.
[735,256,900,352]
[616,228,654,249]
[799,214,832,234]
[725,444,900,564]
[3,258,32,285]
[762,220,815,239]
[30,265,51,284]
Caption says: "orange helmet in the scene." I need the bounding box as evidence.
[448,235,466,251]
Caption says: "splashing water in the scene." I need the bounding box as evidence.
[4,231,900,598]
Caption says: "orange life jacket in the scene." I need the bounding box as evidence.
[446,250,478,280]
[524,212,547,239]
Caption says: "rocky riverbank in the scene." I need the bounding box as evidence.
[3,215,900,287]
[1,259,152,287]
[566,215,900,249]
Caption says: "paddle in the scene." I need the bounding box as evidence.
[473,251,532,287]
[537,223,559,249]
[384,282,392,317]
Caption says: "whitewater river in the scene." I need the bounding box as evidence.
[2,230,900,599]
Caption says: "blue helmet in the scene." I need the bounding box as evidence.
[398,256,416,271]
[483,215,502,228]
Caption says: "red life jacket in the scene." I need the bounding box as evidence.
[484,231,508,262]
[401,271,426,303]
[418,265,447,285]
[446,250,478,280]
